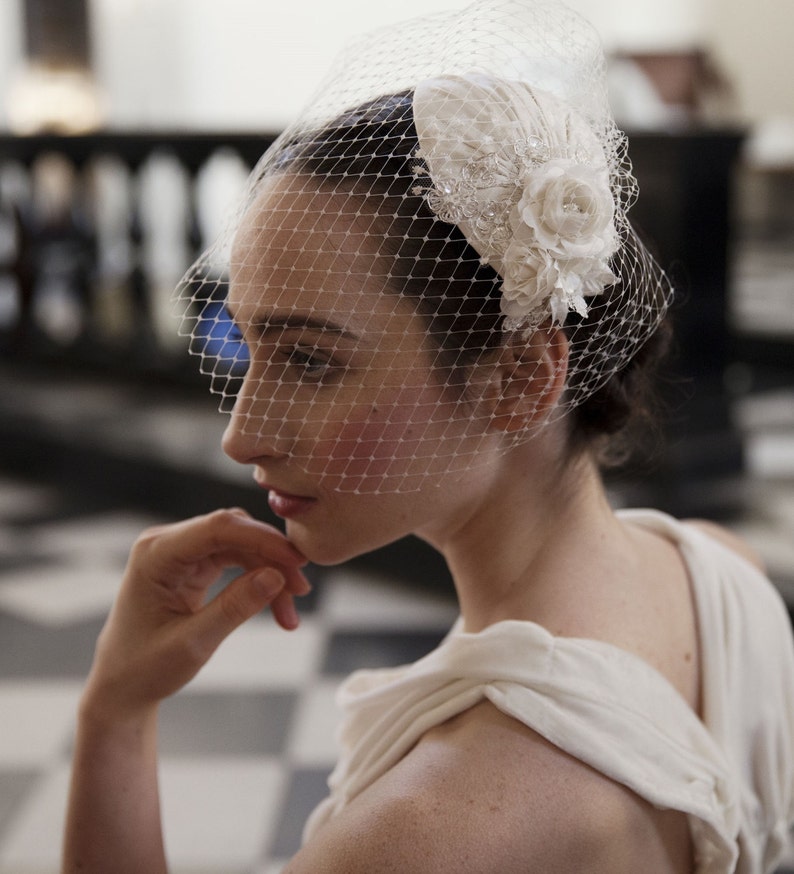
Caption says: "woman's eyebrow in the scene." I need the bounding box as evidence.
[224,306,360,340]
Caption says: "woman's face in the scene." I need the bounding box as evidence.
[221,175,501,563]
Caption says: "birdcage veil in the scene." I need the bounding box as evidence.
[174,0,672,495]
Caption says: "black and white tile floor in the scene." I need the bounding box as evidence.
[0,467,460,873]
[0,358,793,873]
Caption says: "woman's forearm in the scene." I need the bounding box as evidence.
[61,698,167,874]
[59,510,310,873]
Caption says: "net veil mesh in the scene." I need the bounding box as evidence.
[175,0,672,495]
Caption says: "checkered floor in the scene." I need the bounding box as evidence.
[1,363,793,872]
[0,473,461,873]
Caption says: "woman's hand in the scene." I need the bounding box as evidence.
[83,508,310,718]
[62,508,309,874]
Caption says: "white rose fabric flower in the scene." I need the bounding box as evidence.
[413,73,620,327]
[512,159,616,260]
[500,247,560,319]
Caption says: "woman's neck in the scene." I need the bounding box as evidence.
[419,444,632,633]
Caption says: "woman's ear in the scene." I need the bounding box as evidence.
[490,326,569,433]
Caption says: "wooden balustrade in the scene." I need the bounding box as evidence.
[0,131,276,378]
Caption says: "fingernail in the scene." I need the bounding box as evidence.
[254,568,284,593]
[282,599,300,630]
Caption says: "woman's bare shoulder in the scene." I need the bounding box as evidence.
[284,701,692,874]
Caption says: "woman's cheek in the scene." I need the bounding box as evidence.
[311,398,434,486]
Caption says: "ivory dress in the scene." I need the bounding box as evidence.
[304,510,794,873]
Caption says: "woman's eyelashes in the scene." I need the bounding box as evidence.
[283,345,337,382]
[227,317,348,384]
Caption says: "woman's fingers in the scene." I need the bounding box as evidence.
[190,567,294,655]
[172,508,307,566]
[135,510,313,652]
[269,586,302,631]
[129,509,309,602]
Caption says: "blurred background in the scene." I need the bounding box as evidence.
[0,1,793,872]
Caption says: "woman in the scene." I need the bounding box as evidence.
[62,2,794,872]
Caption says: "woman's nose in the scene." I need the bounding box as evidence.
[221,410,263,465]
[220,380,294,465]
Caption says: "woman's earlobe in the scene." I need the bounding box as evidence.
[491,327,569,433]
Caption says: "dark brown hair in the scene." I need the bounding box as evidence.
[273,91,669,467]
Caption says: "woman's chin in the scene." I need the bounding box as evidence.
[284,516,412,567]
[283,524,368,567]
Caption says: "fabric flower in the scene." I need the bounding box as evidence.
[512,158,616,261]
[413,72,621,327]
[501,246,561,320]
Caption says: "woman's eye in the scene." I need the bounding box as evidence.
[287,347,333,380]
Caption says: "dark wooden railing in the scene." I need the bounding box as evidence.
[0,131,277,379]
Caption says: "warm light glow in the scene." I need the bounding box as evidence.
[6,64,104,134]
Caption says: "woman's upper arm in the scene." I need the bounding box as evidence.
[283,701,692,873]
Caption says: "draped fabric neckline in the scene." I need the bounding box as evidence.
[303,509,794,874]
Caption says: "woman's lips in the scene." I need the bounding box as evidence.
[266,488,317,519]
